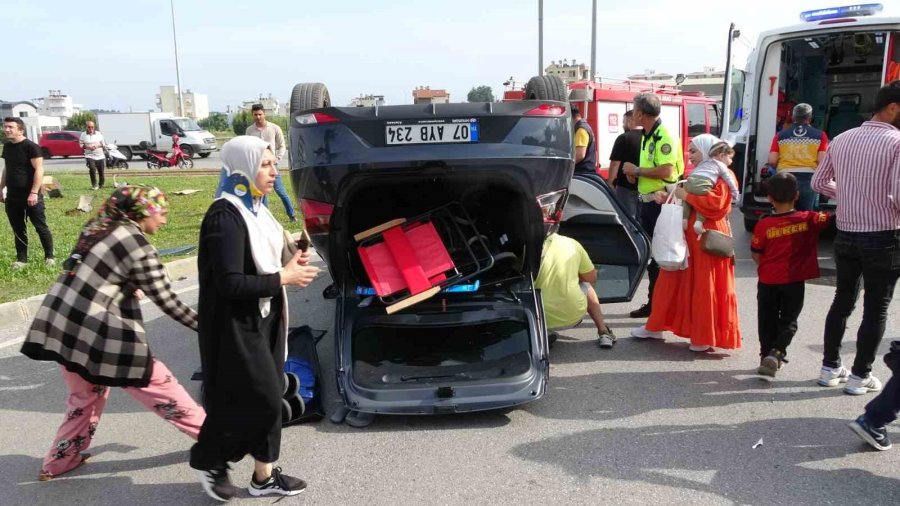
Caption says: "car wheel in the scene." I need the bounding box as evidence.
[743,216,758,233]
[524,75,568,102]
[199,152,211,158]
[179,144,194,159]
[119,146,133,161]
[290,82,331,116]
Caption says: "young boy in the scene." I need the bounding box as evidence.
[751,172,831,377]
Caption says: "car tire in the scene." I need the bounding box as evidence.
[291,82,331,116]
[524,75,568,102]
[743,216,758,233]
[41,147,51,158]
[198,152,211,158]
[119,146,133,161]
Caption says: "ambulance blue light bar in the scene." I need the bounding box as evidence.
[800,4,883,22]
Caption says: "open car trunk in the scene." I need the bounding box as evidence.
[330,171,550,414]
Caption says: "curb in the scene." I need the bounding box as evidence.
[0,256,199,333]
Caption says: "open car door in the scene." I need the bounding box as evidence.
[558,174,650,303]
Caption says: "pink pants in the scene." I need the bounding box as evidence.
[41,359,206,477]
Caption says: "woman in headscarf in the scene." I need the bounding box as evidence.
[630,135,741,352]
[190,136,318,501]
[21,185,205,481]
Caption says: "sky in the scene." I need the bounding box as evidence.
[2,0,898,113]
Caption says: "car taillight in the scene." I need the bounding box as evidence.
[536,189,567,224]
[300,198,334,234]
[524,104,567,117]
[295,112,340,125]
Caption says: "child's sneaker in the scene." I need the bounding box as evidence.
[817,365,851,387]
[248,466,307,496]
[598,326,616,349]
[844,374,882,396]
[758,350,786,378]
[848,415,892,451]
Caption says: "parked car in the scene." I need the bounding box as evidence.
[289,80,650,417]
[38,130,83,159]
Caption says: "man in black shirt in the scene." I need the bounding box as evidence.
[1,117,54,268]
[606,110,642,220]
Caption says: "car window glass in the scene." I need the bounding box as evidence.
[687,103,707,137]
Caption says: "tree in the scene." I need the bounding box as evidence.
[66,111,97,131]
[231,110,253,136]
[199,112,229,132]
[467,86,495,103]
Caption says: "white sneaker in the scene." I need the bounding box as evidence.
[844,374,882,396]
[689,345,712,352]
[45,258,56,267]
[91,186,99,191]
[631,325,664,340]
[817,365,851,387]
[11,261,27,270]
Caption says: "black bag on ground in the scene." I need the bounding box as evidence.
[282,325,326,425]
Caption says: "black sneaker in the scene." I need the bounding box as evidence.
[629,303,652,318]
[248,466,307,496]
[196,465,237,502]
[849,415,893,451]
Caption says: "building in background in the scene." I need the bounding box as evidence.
[241,93,282,116]
[156,85,210,119]
[35,90,82,122]
[351,94,386,107]
[0,100,38,119]
[412,86,449,104]
[545,59,591,84]
[627,67,725,100]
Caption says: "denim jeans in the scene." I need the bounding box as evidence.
[822,230,900,378]
[789,172,818,211]
[262,172,296,219]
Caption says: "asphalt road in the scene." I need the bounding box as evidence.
[0,213,897,505]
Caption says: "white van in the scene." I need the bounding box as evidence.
[721,4,900,231]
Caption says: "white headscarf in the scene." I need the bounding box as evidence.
[217,136,285,317]
[690,134,721,161]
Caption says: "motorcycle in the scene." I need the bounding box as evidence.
[143,134,194,169]
[104,142,129,169]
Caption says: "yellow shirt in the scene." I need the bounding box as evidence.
[574,127,590,148]
[534,234,594,329]
[638,121,684,194]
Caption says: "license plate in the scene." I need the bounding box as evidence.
[385,121,479,145]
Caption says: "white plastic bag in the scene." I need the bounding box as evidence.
[651,188,688,271]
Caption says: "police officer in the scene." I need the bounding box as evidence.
[622,93,684,319]
[572,105,597,176]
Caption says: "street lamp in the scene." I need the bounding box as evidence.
[170,0,185,117]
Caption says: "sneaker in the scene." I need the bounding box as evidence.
[689,345,713,352]
[196,466,237,502]
[91,185,99,191]
[629,303,652,318]
[844,374,882,396]
[818,365,851,387]
[631,325,664,340]
[45,258,56,267]
[289,215,298,223]
[758,350,786,378]
[248,466,307,497]
[598,327,616,349]
[849,415,892,451]
[12,261,27,270]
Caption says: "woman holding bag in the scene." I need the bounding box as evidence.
[630,135,741,352]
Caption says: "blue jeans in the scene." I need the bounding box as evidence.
[822,230,900,377]
[789,172,818,211]
[262,172,296,218]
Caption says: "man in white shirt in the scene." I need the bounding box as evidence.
[80,121,106,190]
[245,104,296,222]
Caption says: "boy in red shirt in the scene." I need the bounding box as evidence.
[751,172,831,377]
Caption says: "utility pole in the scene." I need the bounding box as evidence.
[170,0,185,117]
[538,0,543,76]
[590,0,597,81]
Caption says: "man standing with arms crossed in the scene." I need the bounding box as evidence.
[80,120,106,191]
[621,93,684,320]
[1,117,55,269]
[246,104,297,222]
[812,81,900,399]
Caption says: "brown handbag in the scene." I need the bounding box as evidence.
[699,229,735,258]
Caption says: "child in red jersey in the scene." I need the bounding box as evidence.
[751,172,831,377]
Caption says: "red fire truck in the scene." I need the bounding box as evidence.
[505,78,722,178]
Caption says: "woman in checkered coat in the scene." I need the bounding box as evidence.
[21,185,206,481]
